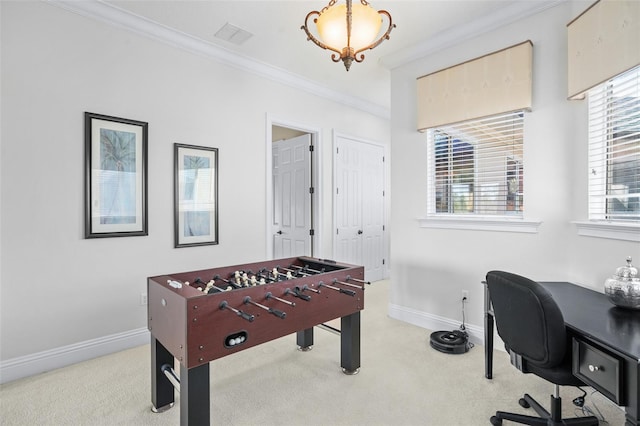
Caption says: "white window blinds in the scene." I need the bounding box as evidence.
[427,111,524,217]
[588,65,640,222]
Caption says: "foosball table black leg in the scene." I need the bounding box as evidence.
[180,362,210,426]
[151,337,175,413]
[340,312,361,375]
[296,327,314,351]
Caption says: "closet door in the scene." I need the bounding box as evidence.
[272,134,312,258]
[334,135,385,281]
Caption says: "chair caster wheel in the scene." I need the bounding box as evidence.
[490,416,502,425]
[519,398,530,409]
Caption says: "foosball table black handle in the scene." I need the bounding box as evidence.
[219,301,255,322]
[297,292,312,301]
[238,310,255,322]
[285,288,312,301]
[268,308,286,319]
[317,282,356,297]
[340,288,356,297]
[243,297,287,319]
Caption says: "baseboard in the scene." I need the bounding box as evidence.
[2,307,489,384]
[388,303,485,347]
[0,327,150,384]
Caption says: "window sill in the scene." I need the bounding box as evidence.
[418,216,542,233]
[572,221,640,242]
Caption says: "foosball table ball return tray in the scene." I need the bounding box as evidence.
[148,256,367,425]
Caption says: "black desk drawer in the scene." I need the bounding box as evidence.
[572,338,623,405]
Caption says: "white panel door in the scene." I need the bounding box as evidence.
[361,143,385,281]
[273,134,311,258]
[335,139,363,265]
[335,136,385,281]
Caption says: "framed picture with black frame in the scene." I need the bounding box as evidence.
[174,143,219,248]
[84,112,148,238]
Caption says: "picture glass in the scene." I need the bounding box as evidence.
[175,144,218,247]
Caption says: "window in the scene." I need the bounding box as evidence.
[427,111,524,217]
[588,65,640,223]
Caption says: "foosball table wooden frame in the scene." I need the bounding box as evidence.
[147,256,366,425]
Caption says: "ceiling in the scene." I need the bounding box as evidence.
[101,0,562,111]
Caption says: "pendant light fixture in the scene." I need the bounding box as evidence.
[301,0,395,71]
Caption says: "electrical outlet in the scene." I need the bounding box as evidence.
[140,293,148,306]
[461,290,469,301]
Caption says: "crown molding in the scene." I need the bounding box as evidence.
[45,0,391,120]
[379,0,565,70]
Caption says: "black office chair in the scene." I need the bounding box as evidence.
[486,271,599,426]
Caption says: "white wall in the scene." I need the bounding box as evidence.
[388,1,639,334]
[0,1,389,364]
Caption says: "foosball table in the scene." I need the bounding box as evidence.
[148,256,367,425]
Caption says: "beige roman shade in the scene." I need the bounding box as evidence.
[416,41,533,131]
[567,0,640,100]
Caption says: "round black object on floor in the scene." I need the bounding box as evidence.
[429,330,470,354]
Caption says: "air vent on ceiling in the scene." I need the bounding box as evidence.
[214,22,253,45]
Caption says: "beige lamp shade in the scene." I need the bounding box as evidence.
[567,0,640,100]
[317,2,382,52]
[417,41,533,131]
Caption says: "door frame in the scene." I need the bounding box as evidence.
[265,114,323,259]
[332,130,389,279]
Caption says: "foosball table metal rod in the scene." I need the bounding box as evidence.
[332,278,363,290]
[278,266,310,277]
[213,275,242,289]
[318,281,356,297]
[193,277,230,293]
[161,363,180,392]
[265,292,296,306]
[256,269,279,283]
[289,264,325,275]
[346,275,371,285]
[271,267,293,280]
[316,322,341,336]
[284,287,312,301]
[219,301,254,322]
[299,284,320,294]
[243,296,287,319]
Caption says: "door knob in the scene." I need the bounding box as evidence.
[357,230,363,234]
[276,230,283,235]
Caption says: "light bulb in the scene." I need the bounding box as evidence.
[316,2,382,52]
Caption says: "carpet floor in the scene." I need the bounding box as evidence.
[0,280,625,425]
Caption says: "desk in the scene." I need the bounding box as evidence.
[484,281,640,426]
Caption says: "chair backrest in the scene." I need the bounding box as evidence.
[486,271,567,369]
